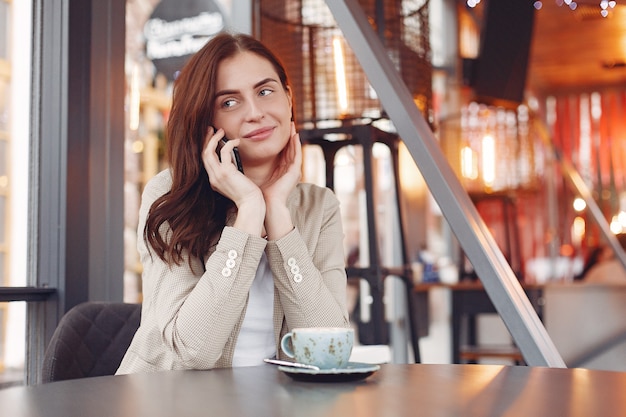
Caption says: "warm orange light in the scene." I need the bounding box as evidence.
[573,197,586,212]
[460,146,478,180]
[610,215,623,234]
[481,134,495,187]
[333,36,349,115]
[399,142,426,197]
[618,211,626,228]
[459,6,480,58]
[572,216,585,247]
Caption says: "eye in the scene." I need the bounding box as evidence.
[221,98,237,108]
[259,88,273,97]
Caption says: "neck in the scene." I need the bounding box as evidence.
[242,157,278,187]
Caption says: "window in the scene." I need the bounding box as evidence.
[1,0,126,386]
[0,0,32,388]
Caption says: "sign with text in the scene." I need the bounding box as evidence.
[145,0,229,80]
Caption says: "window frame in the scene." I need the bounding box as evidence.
[0,0,125,385]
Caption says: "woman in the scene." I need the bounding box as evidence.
[117,33,350,373]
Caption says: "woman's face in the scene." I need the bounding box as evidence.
[212,51,292,168]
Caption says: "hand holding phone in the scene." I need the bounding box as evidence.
[216,137,244,173]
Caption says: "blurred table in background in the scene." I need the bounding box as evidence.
[414,281,626,370]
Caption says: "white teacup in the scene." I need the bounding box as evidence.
[280,327,354,370]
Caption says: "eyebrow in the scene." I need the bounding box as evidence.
[214,78,280,99]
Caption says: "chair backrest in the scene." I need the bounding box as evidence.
[41,301,141,383]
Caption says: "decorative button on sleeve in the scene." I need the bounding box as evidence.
[221,250,238,277]
[287,258,303,283]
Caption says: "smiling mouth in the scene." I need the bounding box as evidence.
[244,127,275,140]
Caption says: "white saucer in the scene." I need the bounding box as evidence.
[278,361,381,382]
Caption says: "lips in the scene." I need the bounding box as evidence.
[243,126,275,141]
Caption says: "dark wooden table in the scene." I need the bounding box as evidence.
[448,281,544,364]
[414,281,544,364]
[2,364,626,417]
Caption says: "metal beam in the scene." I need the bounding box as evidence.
[326,0,565,367]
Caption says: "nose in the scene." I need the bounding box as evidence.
[244,98,265,122]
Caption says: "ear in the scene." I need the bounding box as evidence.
[286,86,294,120]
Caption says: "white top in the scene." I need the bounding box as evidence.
[231,252,276,366]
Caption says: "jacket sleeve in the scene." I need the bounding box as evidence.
[265,185,350,331]
[138,173,267,369]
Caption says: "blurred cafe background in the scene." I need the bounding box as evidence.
[1,0,626,386]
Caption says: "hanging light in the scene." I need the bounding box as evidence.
[332,36,349,117]
[610,215,623,234]
[572,216,586,247]
[600,0,617,17]
[481,134,495,188]
[461,146,478,180]
[529,0,617,17]
[573,197,587,212]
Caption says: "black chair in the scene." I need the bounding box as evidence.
[41,301,141,383]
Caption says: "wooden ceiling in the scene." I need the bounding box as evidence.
[528,1,626,94]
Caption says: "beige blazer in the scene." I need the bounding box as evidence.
[117,170,349,374]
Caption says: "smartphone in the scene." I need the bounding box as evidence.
[216,137,244,173]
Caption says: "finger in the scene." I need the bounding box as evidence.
[220,138,241,153]
[202,127,225,158]
[202,128,227,177]
[202,126,215,151]
[218,138,241,166]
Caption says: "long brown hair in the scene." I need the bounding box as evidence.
[144,32,292,267]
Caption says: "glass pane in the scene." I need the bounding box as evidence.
[0,302,26,388]
[1,0,30,387]
[0,1,9,60]
[0,77,8,131]
[0,196,5,245]
[0,140,6,176]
